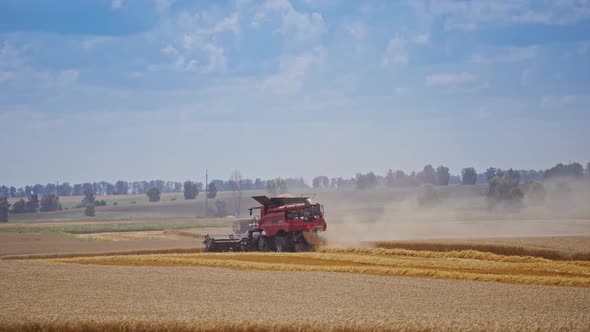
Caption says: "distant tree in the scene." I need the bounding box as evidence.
[276,178,288,195]
[80,190,96,217]
[103,182,115,195]
[82,183,93,195]
[10,199,26,214]
[16,188,26,198]
[215,200,228,217]
[58,182,72,196]
[72,184,83,196]
[32,184,44,196]
[0,198,10,222]
[94,200,107,207]
[526,182,546,205]
[230,170,243,216]
[146,188,161,202]
[487,176,523,210]
[254,178,264,190]
[0,186,8,198]
[44,183,57,196]
[544,162,584,179]
[417,184,440,207]
[9,186,16,198]
[207,182,217,199]
[417,165,437,185]
[24,185,32,197]
[40,194,62,212]
[174,182,183,192]
[385,170,395,188]
[312,177,320,188]
[435,166,450,186]
[355,172,378,190]
[115,180,129,195]
[183,181,199,200]
[85,205,95,217]
[266,179,277,196]
[284,177,308,190]
[461,168,477,185]
[312,176,330,188]
[25,194,40,213]
[485,167,497,182]
[82,190,96,206]
[505,168,520,182]
[586,162,590,176]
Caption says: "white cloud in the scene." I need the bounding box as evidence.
[154,0,175,13]
[382,34,408,65]
[0,71,15,83]
[416,0,590,30]
[443,20,477,31]
[111,0,124,10]
[251,0,325,44]
[201,43,227,73]
[153,10,239,74]
[129,71,144,78]
[81,36,113,50]
[161,45,179,57]
[412,33,430,45]
[381,32,431,65]
[346,22,367,39]
[471,46,538,64]
[0,41,24,69]
[58,70,79,85]
[577,40,590,55]
[210,12,240,37]
[541,95,577,108]
[262,52,319,93]
[520,67,534,87]
[159,45,198,72]
[425,72,475,87]
[393,87,407,97]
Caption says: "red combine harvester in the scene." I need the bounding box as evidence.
[203,194,327,252]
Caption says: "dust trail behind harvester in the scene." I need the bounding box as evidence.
[318,179,590,248]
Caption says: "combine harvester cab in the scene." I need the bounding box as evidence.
[203,194,327,252]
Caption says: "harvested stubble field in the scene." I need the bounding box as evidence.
[39,247,590,287]
[1,258,589,331]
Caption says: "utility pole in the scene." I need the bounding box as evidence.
[205,169,208,217]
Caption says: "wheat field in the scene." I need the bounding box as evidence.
[38,247,590,287]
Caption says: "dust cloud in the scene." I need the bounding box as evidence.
[316,179,590,247]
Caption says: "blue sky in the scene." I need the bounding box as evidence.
[1,0,589,186]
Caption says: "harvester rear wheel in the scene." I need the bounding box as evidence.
[274,235,287,252]
[294,242,312,252]
[258,236,273,252]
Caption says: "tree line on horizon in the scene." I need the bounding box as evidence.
[1,161,589,222]
[1,162,589,199]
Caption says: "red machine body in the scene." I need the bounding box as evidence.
[203,195,327,252]
[252,195,327,237]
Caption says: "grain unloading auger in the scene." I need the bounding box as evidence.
[203,194,327,252]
